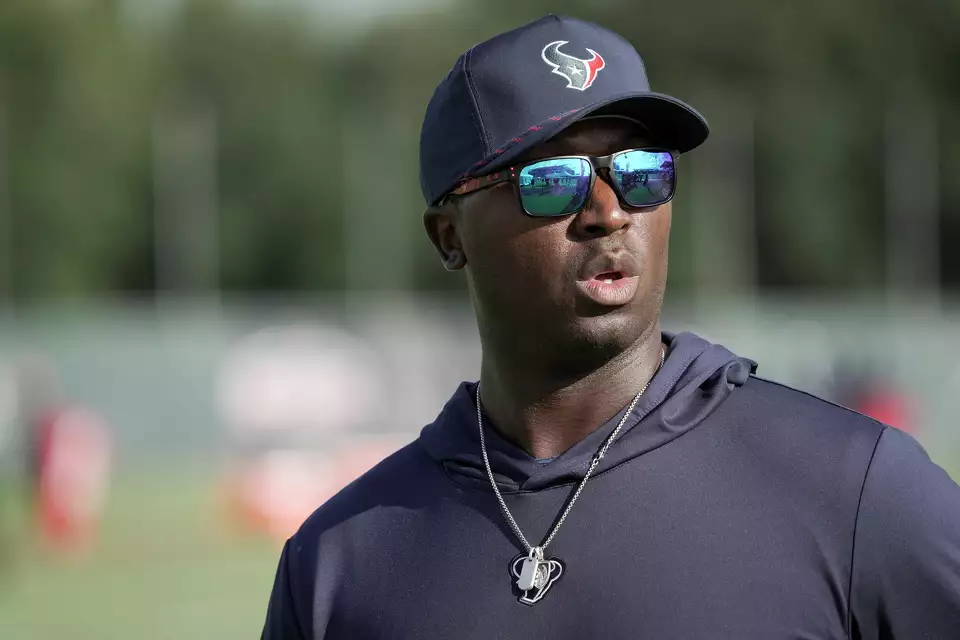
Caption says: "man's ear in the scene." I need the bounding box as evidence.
[423,203,467,271]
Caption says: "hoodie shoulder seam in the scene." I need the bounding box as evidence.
[844,425,887,638]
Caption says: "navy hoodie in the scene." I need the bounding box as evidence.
[262,332,960,639]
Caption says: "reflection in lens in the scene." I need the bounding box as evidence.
[612,150,675,206]
[519,158,591,216]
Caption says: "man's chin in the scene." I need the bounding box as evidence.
[564,312,645,355]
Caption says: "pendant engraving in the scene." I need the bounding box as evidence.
[510,553,564,606]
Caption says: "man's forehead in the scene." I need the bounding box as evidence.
[517,116,652,162]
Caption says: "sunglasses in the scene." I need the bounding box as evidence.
[447,148,677,217]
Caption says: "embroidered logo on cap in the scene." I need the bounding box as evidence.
[541,40,606,91]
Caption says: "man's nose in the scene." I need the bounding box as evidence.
[571,173,630,238]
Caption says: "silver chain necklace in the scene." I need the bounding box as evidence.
[476,345,665,605]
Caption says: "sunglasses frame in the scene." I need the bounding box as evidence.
[446,148,679,217]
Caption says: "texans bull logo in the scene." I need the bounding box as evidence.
[541,40,606,91]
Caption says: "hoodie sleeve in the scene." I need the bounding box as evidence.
[262,538,310,640]
[848,426,960,638]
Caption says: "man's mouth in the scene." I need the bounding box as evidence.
[574,253,642,307]
[592,270,624,284]
[576,270,639,306]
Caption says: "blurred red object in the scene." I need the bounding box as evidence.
[854,387,915,435]
[224,439,400,541]
[35,407,113,554]
[224,450,338,542]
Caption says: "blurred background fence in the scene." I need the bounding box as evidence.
[0,0,958,638]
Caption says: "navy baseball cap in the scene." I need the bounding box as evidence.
[419,14,709,206]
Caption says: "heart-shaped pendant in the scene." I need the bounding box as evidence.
[510,553,564,606]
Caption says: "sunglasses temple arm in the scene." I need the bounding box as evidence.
[449,169,516,198]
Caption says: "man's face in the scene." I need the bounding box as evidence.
[426,118,672,368]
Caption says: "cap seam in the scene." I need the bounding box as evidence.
[462,45,491,156]
[454,107,583,185]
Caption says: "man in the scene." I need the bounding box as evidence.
[263,15,960,638]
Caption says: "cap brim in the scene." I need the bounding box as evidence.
[478,91,709,177]
[584,92,709,152]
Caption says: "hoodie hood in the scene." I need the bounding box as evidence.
[417,331,757,492]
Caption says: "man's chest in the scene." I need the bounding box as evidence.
[317,488,851,640]
[322,550,847,640]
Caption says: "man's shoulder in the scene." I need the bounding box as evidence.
[728,375,888,481]
[742,374,887,436]
[292,440,442,543]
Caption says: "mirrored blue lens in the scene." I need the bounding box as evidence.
[518,158,591,216]
[612,150,675,207]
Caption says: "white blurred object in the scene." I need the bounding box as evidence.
[217,324,384,435]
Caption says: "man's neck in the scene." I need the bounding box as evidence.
[477,325,664,460]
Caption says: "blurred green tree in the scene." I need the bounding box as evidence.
[0,0,956,298]
[0,0,150,297]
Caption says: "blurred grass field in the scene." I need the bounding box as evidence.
[0,456,957,639]
[0,468,281,640]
